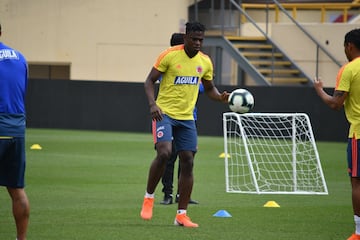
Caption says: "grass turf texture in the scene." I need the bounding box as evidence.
[0,128,353,239]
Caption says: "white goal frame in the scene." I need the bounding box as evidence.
[223,112,328,195]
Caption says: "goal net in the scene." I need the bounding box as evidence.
[223,112,328,195]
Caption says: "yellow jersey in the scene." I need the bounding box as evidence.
[336,57,360,139]
[154,44,213,120]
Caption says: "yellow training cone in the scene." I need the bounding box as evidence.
[30,144,42,150]
[263,201,280,208]
[219,152,230,158]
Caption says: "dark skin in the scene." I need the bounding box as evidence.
[144,30,228,210]
[314,41,360,217]
[145,31,228,121]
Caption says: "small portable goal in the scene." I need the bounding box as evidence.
[223,112,328,195]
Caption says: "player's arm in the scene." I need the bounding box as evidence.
[144,67,163,121]
[314,77,347,111]
[202,79,229,103]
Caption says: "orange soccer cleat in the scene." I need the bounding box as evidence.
[174,213,199,228]
[140,197,154,220]
[348,234,360,240]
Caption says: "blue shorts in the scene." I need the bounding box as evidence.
[347,137,360,177]
[152,115,197,152]
[0,137,26,188]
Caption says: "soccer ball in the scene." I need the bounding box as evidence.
[228,88,254,113]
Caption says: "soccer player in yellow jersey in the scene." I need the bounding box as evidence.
[141,22,229,227]
[314,28,360,240]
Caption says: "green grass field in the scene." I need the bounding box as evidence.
[0,128,354,239]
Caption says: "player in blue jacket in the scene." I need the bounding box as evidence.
[0,23,30,240]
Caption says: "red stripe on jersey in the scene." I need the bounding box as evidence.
[154,45,184,69]
[152,119,157,144]
[335,65,346,89]
[352,136,358,177]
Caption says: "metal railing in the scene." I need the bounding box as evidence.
[271,0,343,72]
[240,0,343,77]
[196,0,344,81]
[241,2,360,23]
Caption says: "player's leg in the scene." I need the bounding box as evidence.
[0,137,29,240]
[146,141,172,193]
[177,150,194,210]
[175,161,181,203]
[347,138,360,240]
[7,187,30,240]
[175,150,198,227]
[173,119,198,227]
[141,116,173,220]
[160,141,177,204]
[176,155,199,204]
[141,142,172,220]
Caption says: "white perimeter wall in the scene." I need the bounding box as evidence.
[0,0,190,82]
[1,0,359,87]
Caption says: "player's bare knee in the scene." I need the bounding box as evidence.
[157,150,172,164]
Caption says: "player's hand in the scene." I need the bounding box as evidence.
[220,91,230,103]
[150,104,163,121]
[313,77,323,91]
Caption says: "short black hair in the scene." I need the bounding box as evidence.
[170,33,184,46]
[344,28,360,49]
[185,22,206,34]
